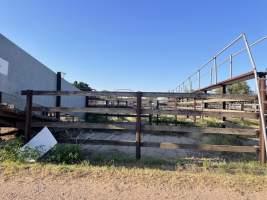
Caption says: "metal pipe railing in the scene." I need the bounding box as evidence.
[242,33,267,156]
[173,34,267,92]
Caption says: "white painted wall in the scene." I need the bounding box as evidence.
[0,34,85,111]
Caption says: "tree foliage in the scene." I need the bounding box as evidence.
[213,81,250,94]
[227,82,250,94]
[73,81,94,91]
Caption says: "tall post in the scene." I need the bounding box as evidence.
[0,91,2,104]
[229,54,233,78]
[149,99,152,125]
[56,72,62,120]
[193,98,196,123]
[136,92,142,160]
[24,90,33,143]
[85,96,89,121]
[259,75,266,163]
[175,98,178,126]
[210,67,213,84]
[189,78,192,92]
[203,90,208,119]
[156,100,159,125]
[222,85,226,128]
[214,57,218,84]
[105,100,109,121]
[198,70,201,89]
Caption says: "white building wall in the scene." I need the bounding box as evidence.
[0,34,84,111]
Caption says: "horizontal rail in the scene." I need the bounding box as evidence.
[21,90,137,97]
[142,109,258,119]
[31,106,258,118]
[31,122,258,137]
[32,107,136,114]
[195,71,256,92]
[21,90,258,100]
[142,125,258,136]
[58,138,258,153]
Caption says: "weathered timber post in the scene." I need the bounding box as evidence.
[156,100,159,125]
[136,92,142,159]
[149,99,152,125]
[175,98,178,126]
[56,72,62,120]
[117,100,120,120]
[222,85,226,128]
[203,90,208,119]
[24,90,33,143]
[105,100,109,121]
[193,98,196,123]
[85,96,89,121]
[259,75,266,163]
[186,98,189,119]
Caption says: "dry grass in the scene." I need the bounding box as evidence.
[1,159,267,193]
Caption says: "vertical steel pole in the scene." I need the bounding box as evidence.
[136,92,142,160]
[242,33,267,157]
[210,67,213,84]
[189,77,192,92]
[198,70,201,89]
[229,54,233,78]
[259,75,266,163]
[214,57,218,83]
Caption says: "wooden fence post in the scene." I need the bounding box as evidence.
[85,96,89,121]
[222,85,226,128]
[136,91,142,160]
[259,75,266,163]
[149,99,152,125]
[24,90,33,143]
[156,100,159,125]
[193,98,196,123]
[56,72,61,120]
[203,90,208,118]
[175,98,178,125]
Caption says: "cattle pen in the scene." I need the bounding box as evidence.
[21,82,266,162]
[17,33,267,163]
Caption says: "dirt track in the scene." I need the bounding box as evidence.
[1,170,266,200]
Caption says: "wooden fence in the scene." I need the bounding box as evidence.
[21,88,265,162]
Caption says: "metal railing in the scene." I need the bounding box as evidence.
[171,34,267,93]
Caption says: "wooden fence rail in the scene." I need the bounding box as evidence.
[21,88,265,162]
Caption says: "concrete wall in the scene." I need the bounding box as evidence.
[0,34,85,110]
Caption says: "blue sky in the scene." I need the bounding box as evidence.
[0,0,267,91]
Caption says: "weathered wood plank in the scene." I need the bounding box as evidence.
[58,139,258,153]
[21,90,137,97]
[21,90,257,101]
[31,122,135,130]
[142,109,258,119]
[31,106,258,118]
[32,107,136,115]
[30,122,257,136]
[142,142,258,153]
[143,125,257,137]
[58,139,136,146]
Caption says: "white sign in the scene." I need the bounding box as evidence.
[21,127,57,161]
[0,57,9,76]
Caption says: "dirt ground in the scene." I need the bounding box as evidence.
[0,167,266,200]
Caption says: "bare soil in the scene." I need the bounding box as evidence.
[0,165,266,200]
